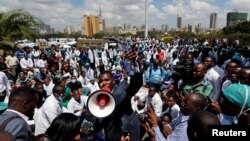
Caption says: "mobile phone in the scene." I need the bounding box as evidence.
[123,131,129,136]
[206,96,212,103]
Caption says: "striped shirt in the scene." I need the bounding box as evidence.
[182,79,213,97]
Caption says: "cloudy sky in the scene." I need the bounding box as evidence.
[1,0,249,32]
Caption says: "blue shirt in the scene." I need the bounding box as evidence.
[15,51,25,59]
[153,114,189,141]
[168,114,189,141]
[146,67,164,84]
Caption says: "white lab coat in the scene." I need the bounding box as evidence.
[67,96,88,116]
[205,67,221,101]
[34,94,63,135]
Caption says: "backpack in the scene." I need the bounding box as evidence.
[0,116,19,131]
[149,66,163,76]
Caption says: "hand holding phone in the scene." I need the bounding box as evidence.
[206,96,212,104]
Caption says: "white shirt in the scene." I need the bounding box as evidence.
[20,58,33,69]
[0,72,11,103]
[36,59,47,68]
[143,50,152,62]
[102,50,109,66]
[77,75,88,87]
[112,65,122,73]
[67,96,88,116]
[5,55,18,67]
[214,65,225,79]
[70,59,78,68]
[88,49,95,63]
[204,67,221,100]
[109,48,117,59]
[86,82,100,93]
[131,87,149,114]
[147,93,163,117]
[86,68,95,81]
[161,104,180,122]
[43,81,55,96]
[172,58,179,66]
[34,94,63,135]
[74,49,80,57]
[0,72,10,93]
[32,50,41,58]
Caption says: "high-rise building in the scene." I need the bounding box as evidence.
[83,15,100,36]
[64,25,73,34]
[102,19,106,31]
[165,24,168,32]
[177,16,182,30]
[83,6,105,36]
[98,5,106,31]
[161,24,165,32]
[145,0,148,39]
[188,24,193,33]
[210,13,217,30]
[226,12,248,27]
[161,24,168,32]
[195,22,202,33]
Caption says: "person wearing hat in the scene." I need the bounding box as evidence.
[0,102,8,114]
[211,83,250,125]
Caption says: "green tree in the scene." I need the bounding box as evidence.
[93,32,110,39]
[0,9,40,49]
[223,21,250,35]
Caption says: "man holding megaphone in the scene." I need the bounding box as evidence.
[89,45,143,141]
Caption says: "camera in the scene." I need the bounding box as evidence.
[173,60,194,72]
[173,60,194,82]
[138,113,149,124]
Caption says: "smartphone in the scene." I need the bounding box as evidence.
[206,96,212,103]
[123,131,129,136]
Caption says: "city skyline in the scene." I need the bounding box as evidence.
[1,0,249,32]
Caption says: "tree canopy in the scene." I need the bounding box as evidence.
[0,9,40,49]
[223,21,250,35]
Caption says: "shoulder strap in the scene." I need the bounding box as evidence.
[0,116,18,131]
[149,67,152,76]
[149,67,163,76]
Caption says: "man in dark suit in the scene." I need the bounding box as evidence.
[95,70,143,141]
[0,87,39,141]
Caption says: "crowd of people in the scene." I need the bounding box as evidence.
[0,36,249,141]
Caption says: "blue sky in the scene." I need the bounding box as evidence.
[1,0,249,31]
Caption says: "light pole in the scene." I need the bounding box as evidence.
[144,0,148,39]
